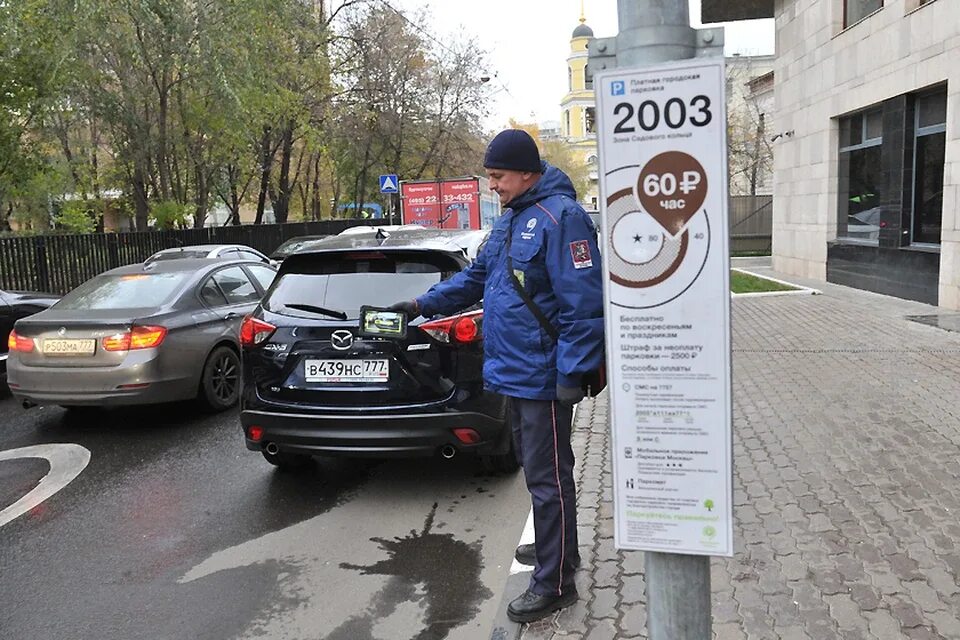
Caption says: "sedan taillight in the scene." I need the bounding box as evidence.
[240,316,276,347]
[102,325,168,352]
[420,311,483,344]
[7,329,35,353]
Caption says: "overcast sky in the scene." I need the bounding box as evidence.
[390,0,774,130]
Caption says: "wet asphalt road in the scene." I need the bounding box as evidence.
[0,389,529,640]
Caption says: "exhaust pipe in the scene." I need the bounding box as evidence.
[265,442,279,455]
[22,399,36,410]
[440,445,457,459]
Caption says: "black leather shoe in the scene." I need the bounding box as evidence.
[507,588,578,623]
[515,543,536,566]
[515,544,581,569]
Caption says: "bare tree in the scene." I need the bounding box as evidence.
[726,59,774,197]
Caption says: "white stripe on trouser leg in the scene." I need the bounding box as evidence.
[551,400,565,596]
[508,405,578,579]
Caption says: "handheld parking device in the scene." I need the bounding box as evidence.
[358,306,408,339]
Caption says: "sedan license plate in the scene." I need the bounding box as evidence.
[304,359,389,383]
[42,339,96,356]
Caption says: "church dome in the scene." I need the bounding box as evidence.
[572,22,594,39]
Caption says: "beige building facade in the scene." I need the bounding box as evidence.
[709,0,958,307]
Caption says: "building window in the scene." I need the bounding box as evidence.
[568,67,573,92]
[585,107,596,134]
[838,109,883,241]
[844,0,883,27]
[564,111,571,137]
[911,90,947,245]
[584,67,593,90]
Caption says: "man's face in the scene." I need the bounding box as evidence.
[485,168,534,206]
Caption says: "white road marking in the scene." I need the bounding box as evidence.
[0,443,91,528]
[509,509,536,575]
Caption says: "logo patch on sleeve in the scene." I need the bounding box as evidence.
[569,240,593,269]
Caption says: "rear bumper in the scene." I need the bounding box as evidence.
[10,383,187,406]
[240,407,510,458]
[7,355,195,407]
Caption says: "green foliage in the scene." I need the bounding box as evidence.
[8,165,68,231]
[150,200,190,230]
[0,1,490,231]
[55,200,97,233]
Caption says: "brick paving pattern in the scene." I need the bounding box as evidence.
[517,285,960,639]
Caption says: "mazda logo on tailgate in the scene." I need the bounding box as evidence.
[330,330,354,351]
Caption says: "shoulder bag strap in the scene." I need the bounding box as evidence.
[506,216,560,341]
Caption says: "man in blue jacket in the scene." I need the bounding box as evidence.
[391,129,604,622]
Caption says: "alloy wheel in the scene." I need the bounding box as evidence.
[212,354,238,402]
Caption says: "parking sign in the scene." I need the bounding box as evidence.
[595,58,733,557]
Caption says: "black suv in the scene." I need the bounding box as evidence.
[239,228,518,473]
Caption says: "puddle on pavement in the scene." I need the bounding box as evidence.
[906,314,960,333]
[329,502,492,640]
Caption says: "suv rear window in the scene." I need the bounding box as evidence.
[55,273,189,310]
[265,252,460,319]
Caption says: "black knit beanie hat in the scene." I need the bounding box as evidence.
[483,129,542,173]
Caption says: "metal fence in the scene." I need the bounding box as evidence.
[0,219,380,295]
[1,202,774,294]
[729,195,772,254]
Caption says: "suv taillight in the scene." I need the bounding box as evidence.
[420,311,483,344]
[240,316,276,347]
[8,329,35,353]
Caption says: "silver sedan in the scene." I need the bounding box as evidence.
[7,258,276,411]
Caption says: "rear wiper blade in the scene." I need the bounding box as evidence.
[283,303,348,320]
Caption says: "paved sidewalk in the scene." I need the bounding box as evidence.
[508,274,960,639]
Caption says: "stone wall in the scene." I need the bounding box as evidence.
[770,0,959,308]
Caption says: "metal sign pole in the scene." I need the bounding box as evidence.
[590,3,727,640]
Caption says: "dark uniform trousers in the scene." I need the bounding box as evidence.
[509,397,579,596]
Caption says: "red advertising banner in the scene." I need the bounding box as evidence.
[439,179,481,230]
[402,178,484,229]
[401,182,441,228]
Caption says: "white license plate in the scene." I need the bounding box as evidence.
[42,339,96,356]
[304,359,389,383]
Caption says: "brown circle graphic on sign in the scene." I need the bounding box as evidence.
[637,152,708,237]
[606,189,689,289]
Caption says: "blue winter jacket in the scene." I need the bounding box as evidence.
[416,162,605,400]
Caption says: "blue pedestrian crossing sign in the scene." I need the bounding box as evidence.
[379,174,399,194]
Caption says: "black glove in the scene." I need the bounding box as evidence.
[557,384,585,406]
[387,299,420,319]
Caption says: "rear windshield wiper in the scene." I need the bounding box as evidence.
[281,303,348,320]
